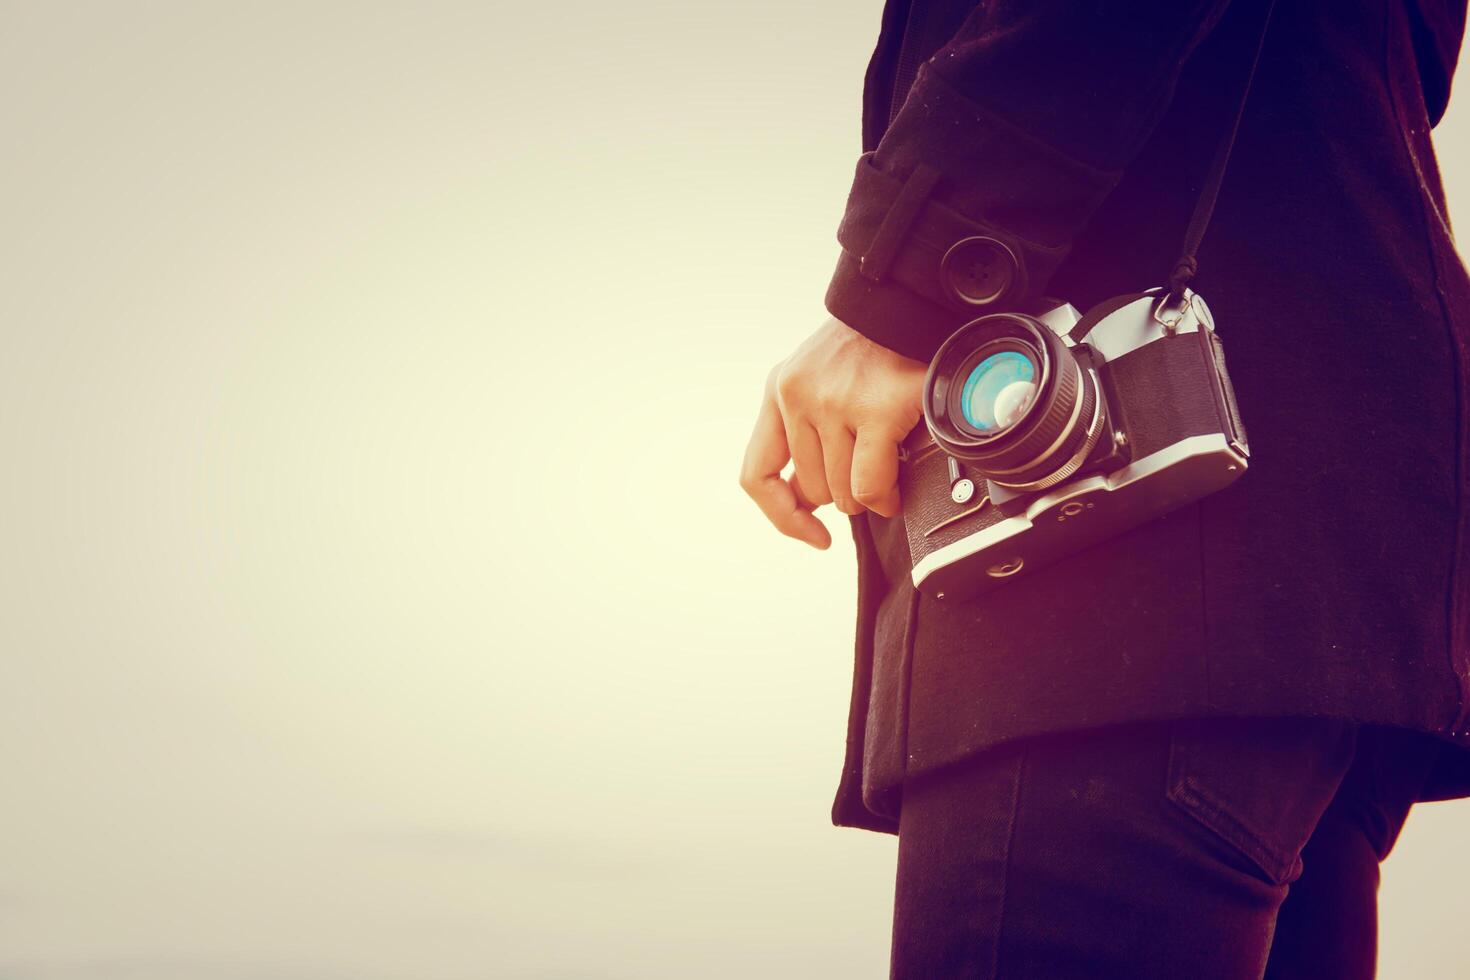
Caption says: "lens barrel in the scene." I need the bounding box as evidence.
[922,312,1104,490]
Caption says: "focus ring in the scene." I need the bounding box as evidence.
[990,371,1100,489]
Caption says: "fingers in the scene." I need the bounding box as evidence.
[739,386,832,550]
[820,424,860,515]
[851,424,903,518]
[784,418,832,508]
[742,320,918,545]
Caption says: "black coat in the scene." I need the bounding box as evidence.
[826,0,1470,833]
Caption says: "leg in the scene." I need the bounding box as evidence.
[1262,725,1444,980]
[891,716,1358,980]
[1260,800,1380,980]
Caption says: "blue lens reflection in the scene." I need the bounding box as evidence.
[960,350,1037,432]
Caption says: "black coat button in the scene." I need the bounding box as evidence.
[940,236,1021,308]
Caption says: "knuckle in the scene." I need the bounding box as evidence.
[822,377,860,410]
[800,479,833,506]
[860,413,905,440]
[773,366,801,404]
[812,388,844,416]
[739,462,770,499]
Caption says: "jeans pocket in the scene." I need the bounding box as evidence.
[1165,716,1358,886]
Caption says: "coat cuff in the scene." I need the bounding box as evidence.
[826,65,1125,362]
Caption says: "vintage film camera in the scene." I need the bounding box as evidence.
[899,289,1249,601]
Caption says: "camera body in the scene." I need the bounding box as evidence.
[899,289,1248,601]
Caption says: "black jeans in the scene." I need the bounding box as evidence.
[891,717,1442,979]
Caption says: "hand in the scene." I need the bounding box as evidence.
[740,316,926,549]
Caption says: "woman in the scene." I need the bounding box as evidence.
[740,0,1470,976]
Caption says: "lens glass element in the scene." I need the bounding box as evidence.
[959,350,1037,433]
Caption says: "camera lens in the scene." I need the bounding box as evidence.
[922,313,1105,491]
[959,350,1038,433]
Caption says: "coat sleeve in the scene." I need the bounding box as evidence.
[826,0,1238,362]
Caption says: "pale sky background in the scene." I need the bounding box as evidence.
[0,3,1466,978]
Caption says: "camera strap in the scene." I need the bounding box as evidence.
[1166,0,1278,303]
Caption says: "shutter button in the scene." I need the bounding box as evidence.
[940,236,1020,308]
